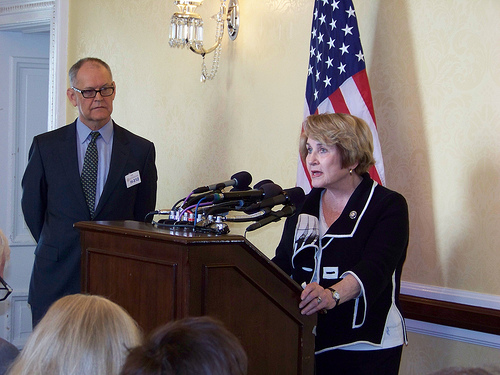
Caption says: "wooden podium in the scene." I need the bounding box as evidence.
[76,220,316,375]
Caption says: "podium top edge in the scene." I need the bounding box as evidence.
[74,220,246,244]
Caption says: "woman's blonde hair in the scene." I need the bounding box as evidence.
[0,229,11,278]
[8,294,141,375]
[299,113,375,175]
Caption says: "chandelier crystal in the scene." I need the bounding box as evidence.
[168,0,239,82]
[169,1,204,50]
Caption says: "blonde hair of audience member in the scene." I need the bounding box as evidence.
[8,294,141,375]
[0,229,10,278]
[120,316,248,375]
[299,112,375,175]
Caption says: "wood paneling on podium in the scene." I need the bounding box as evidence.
[76,220,316,375]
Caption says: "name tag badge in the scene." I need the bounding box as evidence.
[323,267,339,280]
[125,170,141,188]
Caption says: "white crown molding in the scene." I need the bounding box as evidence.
[0,1,53,32]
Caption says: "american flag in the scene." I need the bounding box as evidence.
[297,0,385,192]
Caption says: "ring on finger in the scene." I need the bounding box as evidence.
[317,297,322,304]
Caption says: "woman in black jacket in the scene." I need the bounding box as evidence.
[273,113,409,375]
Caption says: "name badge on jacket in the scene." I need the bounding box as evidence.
[125,171,141,188]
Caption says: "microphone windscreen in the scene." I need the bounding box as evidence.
[242,183,283,214]
[253,179,274,189]
[260,183,283,198]
[286,187,306,205]
[231,171,252,189]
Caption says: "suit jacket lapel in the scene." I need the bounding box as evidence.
[94,122,129,217]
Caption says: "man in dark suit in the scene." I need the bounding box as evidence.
[21,57,158,326]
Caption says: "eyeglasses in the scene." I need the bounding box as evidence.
[0,276,12,302]
[71,86,115,99]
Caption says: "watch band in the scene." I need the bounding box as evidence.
[326,287,340,307]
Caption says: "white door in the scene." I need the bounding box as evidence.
[0,30,50,347]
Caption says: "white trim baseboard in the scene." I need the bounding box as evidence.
[401,281,500,349]
[405,319,500,349]
[401,281,500,309]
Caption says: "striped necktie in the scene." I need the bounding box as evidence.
[81,131,100,219]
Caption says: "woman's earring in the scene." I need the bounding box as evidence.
[349,169,353,175]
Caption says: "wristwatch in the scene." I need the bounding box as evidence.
[326,287,340,307]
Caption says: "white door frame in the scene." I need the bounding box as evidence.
[0,0,68,130]
[0,1,68,346]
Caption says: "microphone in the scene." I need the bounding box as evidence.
[224,208,272,222]
[203,182,282,204]
[253,179,275,190]
[197,184,282,216]
[192,171,252,194]
[245,205,297,232]
[201,200,246,216]
[244,187,305,214]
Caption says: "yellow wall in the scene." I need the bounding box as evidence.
[66,0,500,373]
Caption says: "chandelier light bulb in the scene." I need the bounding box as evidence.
[174,0,204,14]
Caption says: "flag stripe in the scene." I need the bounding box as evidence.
[328,89,349,114]
[369,165,381,185]
[352,69,377,124]
[298,155,312,186]
[341,76,385,185]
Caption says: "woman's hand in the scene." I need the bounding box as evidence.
[299,282,335,315]
[299,275,361,315]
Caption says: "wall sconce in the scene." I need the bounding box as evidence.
[169,0,240,82]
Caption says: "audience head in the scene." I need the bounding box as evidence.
[299,112,375,175]
[120,316,248,375]
[8,294,141,375]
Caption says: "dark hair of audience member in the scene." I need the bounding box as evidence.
[120,316,247,375]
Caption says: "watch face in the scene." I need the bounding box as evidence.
[328,288,340,303]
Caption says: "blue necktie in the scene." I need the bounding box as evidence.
[81,131,100,219]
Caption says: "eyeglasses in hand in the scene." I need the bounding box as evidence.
[0,276,13,301]
[71,86,115,99]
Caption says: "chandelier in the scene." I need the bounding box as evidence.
[168,0,240,82]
